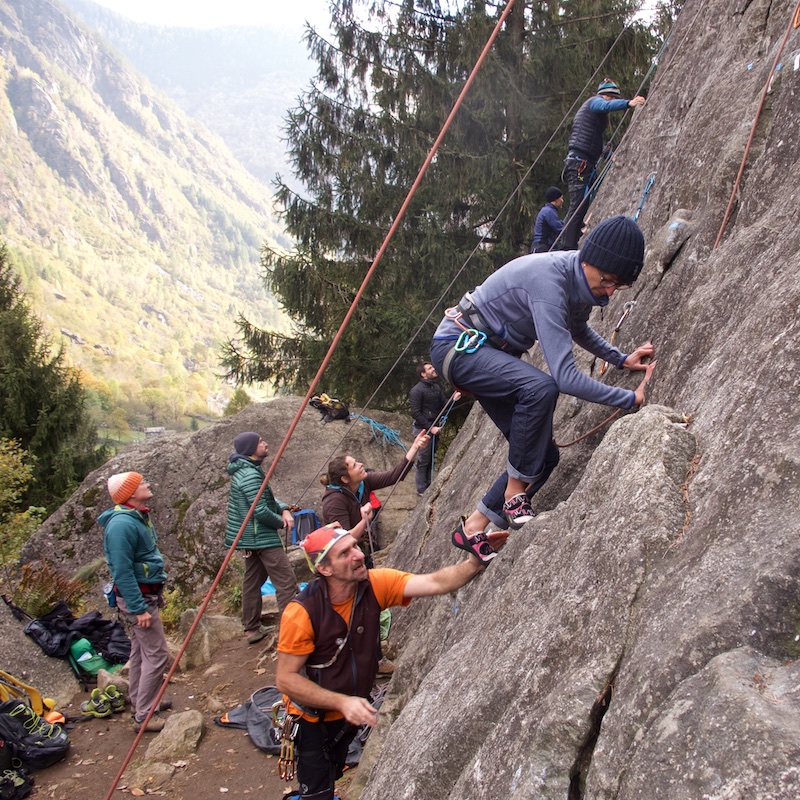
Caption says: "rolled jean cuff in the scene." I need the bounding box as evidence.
[506,459,541,484]
[477,500,508,530]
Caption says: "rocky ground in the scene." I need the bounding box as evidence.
[28,616,383,800]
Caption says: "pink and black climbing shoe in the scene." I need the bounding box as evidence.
[451,518,497,567]
[502,493,535,529]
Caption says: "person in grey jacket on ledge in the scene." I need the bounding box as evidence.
[430,215,657,566]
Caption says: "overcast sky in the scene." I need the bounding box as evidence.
[87,0,332,31]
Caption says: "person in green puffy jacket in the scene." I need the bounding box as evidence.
[225,431,298,644]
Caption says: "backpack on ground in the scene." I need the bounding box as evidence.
[67,638,122,690]
[292,509,321,544]
[309,394,350,423]
[0,700,69,771]
[0,673,45,718]
[213,686,283,754]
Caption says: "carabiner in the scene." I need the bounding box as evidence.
[454,329,486,354]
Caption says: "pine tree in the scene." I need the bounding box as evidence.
[0,244,106,511]
[222,0,660,406]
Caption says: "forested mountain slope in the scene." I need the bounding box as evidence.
[60,0,315,185]
[0,0,288,422]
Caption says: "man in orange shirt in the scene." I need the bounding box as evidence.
[276,525,506,800]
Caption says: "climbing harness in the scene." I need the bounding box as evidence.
[440,296,523,385]
[632,173,656,223]
[599,300,637,376]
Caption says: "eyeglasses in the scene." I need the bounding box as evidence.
[597,272,631,290]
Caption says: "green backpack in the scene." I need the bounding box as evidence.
[67,638,121,688]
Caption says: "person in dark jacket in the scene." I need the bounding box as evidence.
[276,523,507,800]
[408,361,448,495]
[320,430,429,552]
[431,216,657,565]
[100,471,169,732]
[561,79,646,250]
[225,431,297,644]
[531,186,565,253]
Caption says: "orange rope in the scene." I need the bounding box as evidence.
[714,0,800,250]
[101,2,518,797]
[554,408,623,448]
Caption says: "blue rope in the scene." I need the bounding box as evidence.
[355,416,406,450]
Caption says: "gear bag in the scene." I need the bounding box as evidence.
[0,700,69,771]
[213,686,283,754]
[293,509,321,544]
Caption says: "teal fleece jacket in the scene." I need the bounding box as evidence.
[99,505,167,615]
[225,455,288,550]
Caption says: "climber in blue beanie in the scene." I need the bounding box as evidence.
[430,215,657,564]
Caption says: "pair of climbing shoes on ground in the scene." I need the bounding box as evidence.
[79,685,126,718]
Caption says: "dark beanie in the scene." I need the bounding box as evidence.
[580,215,645,284]
[545,186,563,203]
[233,431,260,456]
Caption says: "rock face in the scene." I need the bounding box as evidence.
[351,1,800,798]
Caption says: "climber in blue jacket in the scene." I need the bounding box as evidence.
[561,79,646,250]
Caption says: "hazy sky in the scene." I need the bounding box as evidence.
[87,0,331,31]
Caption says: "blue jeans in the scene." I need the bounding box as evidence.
[431,339,560,529]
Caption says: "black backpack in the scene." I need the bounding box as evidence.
[293,509,321,544]
[0,701,70,771]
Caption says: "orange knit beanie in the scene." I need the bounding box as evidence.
[107,472,143,504]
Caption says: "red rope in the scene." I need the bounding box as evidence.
[713,0,800,250]
[102,2,518,796]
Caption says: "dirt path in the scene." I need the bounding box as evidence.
[30,631,362,800]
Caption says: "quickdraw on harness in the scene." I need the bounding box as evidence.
[632,172,656,223]
[440,294,523,386]
[272,700,299,781]
[599,300,637,376]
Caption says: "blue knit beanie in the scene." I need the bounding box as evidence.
[597,79,620,96]
[233,431,261,456]
[580,215,645,284]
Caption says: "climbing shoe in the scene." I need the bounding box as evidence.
[451,517,496,567]
[502,493,535,529]
[102,685,126,714]
[0,767,33,799]
[80,688,112,719]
